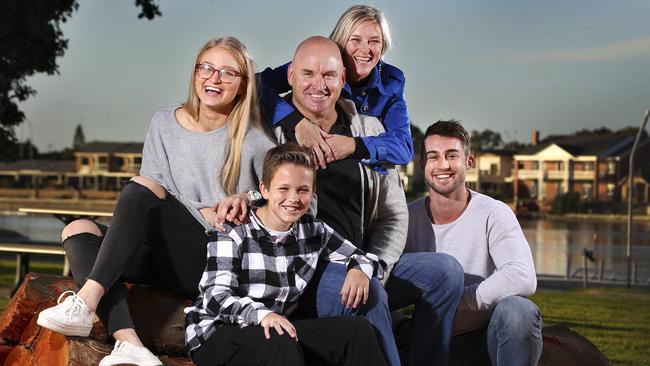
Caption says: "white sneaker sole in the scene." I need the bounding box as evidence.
[36,313,92,337]
[99,355,163,366]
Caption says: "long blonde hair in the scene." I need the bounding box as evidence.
[183,37,261,196]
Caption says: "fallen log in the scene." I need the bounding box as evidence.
[538,324,609,366]
[395,317,609,366]
[1,273,612,366]
[0,273,191,365]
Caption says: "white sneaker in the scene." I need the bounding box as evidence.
[99,340,163,366]
[37,290,94,337]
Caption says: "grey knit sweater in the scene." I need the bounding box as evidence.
[139,106,276,231]
[406,191,537,335]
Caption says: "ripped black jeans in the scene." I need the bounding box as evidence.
[63,181,210,334]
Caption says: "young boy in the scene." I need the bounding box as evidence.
[184,144,392,366]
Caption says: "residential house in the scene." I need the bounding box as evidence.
[466,150,514,196]
[68,142,143,191]
[513,131,650,210]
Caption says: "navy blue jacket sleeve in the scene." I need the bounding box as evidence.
[258,62,299,126]
[361,76,413,165]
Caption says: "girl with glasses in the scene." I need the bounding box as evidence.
[37,37,275,366]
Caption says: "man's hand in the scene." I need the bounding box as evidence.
[340,268,369,309]
[260,313,298,341]
[213,193,250,231]
[295,118,333,169]
[325,135,356,161]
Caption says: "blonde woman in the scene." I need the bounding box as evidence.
[260,4,412,169]
[37,37,275,366]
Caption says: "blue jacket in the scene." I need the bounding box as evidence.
[259,60,413,166]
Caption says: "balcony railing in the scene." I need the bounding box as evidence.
[572,170,595,180]
[517,169,540,179]
[545,170,565,180]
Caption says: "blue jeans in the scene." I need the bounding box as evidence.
[296,261,398,366]
[450,296,542,366]
[298,253,464,366]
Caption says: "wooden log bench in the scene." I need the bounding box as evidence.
[0,273,192,365]
[0,273,610,366]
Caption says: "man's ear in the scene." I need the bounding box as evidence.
[287,63,294,87]
[340,66,346,86]
[467,154,475,169]
[259,181,270,200]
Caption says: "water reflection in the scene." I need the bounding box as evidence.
[1,214,649,284]
[521,218,650,284]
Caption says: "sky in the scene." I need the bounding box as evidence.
[18,0,650,152]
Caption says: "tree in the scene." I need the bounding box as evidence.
[470,129,503,153]
[0,0,161,161]
[502,140,528,152]
[411,124,424,155]
[73,124,85,150]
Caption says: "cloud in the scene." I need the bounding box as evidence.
[512,37,650,63]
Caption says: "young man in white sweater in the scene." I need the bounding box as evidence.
[405,120,542,366]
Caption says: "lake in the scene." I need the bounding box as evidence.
[1,214,648,284]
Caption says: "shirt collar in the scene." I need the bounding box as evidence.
[342,60,387,97]
[249,210,297,244]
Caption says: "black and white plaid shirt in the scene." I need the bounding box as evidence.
[184,211,384,352]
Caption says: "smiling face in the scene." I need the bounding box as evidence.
[288,38,345,122]
[421,135,474,198]
[343,21,383,84]
[258,163,315,231]
[193,46,244,117]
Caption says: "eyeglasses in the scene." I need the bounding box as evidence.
[195,63,243,83]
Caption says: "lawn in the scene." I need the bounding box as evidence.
[531,288,650,366]
[0,260,648,365]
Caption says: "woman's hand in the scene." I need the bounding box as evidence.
[295,118,333,169]
[325,135,356,161]
[199,207,222,230]
[212,193,250,231]
[340,268,369,309]
[260,312,298,341]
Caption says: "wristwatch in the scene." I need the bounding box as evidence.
[246,190,262,204]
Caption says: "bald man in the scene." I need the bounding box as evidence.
[218,37,463,366]
[271,37,464,366]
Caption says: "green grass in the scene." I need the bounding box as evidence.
[531,288,650,366]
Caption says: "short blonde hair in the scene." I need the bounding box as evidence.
[329,5,392,57]
[183,37,261,196]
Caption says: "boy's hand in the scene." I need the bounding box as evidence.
[340,268,369,309]
[213,193,250,231]
[260,313,298,341]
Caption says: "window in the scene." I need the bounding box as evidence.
[606,183,615,197]
[607,162,616,175]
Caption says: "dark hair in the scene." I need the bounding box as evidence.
[262,144,317,187]
[420,120,470,159]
